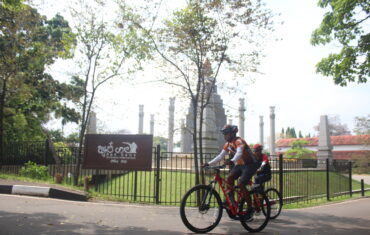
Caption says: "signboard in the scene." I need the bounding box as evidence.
[83,134,153,171]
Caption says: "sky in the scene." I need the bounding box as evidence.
[41,0,370,147]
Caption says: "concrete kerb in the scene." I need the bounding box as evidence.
[0,184,87,201]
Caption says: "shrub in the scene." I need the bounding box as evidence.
[19,161,49,179]
[285,139,316,159]
[352,153,370,174]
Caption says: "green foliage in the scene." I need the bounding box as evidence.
[311,0,370,86]
[0,3,81,142]
[285,139,316,159]
[354,114,370,135]
[352,153,370,174]
[153,136,168,152]
[281,126,301,138]
[19,161,49,179]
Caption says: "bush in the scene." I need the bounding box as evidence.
[352,153,370,174]
[19,161,49,179]
[285,139,316,159]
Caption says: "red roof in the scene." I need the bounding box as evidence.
[276,135,370,147]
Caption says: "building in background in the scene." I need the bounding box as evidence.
[276,135,370,160]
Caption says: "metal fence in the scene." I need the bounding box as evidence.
[0,141,366,206]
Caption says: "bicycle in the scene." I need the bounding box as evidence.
[253,183,283,219]
[180,165,270,233]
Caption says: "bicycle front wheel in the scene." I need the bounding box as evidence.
[239,192,270,233]
[265,188,282,219]
[180,184,223,233]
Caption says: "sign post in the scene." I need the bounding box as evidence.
[83,134,153,171]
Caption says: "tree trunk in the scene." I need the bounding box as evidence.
[192,102,200,186]
[198,105,205,185]
[0,78,6,164]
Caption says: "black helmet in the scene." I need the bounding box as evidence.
[220,124,238,135]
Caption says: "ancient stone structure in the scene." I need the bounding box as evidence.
[150,114,154,135]
[138,105,144,134]
[181,85,227,153]
[168,98,175,152]
[317,115,333,168]
[87,111,97,134]
[259,116,264,145]
[269,106,276,156]
[238,98,246,139]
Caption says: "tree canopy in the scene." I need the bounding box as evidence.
[0,3,80,142]
[311,0,370,86]
[353,114,370,135]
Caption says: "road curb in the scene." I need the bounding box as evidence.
[0,184,87,201]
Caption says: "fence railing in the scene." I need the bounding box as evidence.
[0,141,368,206]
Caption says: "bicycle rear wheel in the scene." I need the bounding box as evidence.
[180,184,223,233]
[239,192,270,232]
[265,188,282,219]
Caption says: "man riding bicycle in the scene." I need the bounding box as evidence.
[203,124,258,220]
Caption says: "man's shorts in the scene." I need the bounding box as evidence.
[255,173,272,184]
[230,162,258,185]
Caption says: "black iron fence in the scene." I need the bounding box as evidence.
[0,141,368,206]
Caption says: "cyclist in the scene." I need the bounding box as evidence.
[253,144,272,189]
[203,124,258,220]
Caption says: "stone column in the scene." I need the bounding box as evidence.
[87,111,97,134]
[229,119,233,125]
[180,119,186,152]
[150,114,154,135]
[269,106,276,156]
[259,116,264,145]
[138,105,144,134]
[317,115,333,168]
[238,98,246,139]
[201,95,219,153]
[168,98,175,153]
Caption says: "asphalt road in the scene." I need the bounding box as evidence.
[0,194,369,235]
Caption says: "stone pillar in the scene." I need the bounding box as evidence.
[201,96,219,153]
[168,98,175,153]
[238,98,246,139]
[180,119,186,152]
[150,114,154,135]
[229,119,233,125]
[259,116,264,145]
[317,115,333,168]
[87,111,97,134]
[138,105,144,134]
[269,106,276,156]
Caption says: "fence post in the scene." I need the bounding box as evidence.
[155,144,161,204]
[361,179,364,197]
[134,170,138,201]
[279,154,283,203]
[44,139,49,166]
[349,161,352,197]
[326,158,330,201]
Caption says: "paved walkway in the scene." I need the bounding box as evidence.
[352,174,370,185]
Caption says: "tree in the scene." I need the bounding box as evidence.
[314,115,351,136]
[281,126,300,138]
[285,139,316,159]
[353,114,370,135]
[153,136,168,152]
[311,0,370,86]
[0,3,79,147]
[70,0,151,185]
[125,0,275,185]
